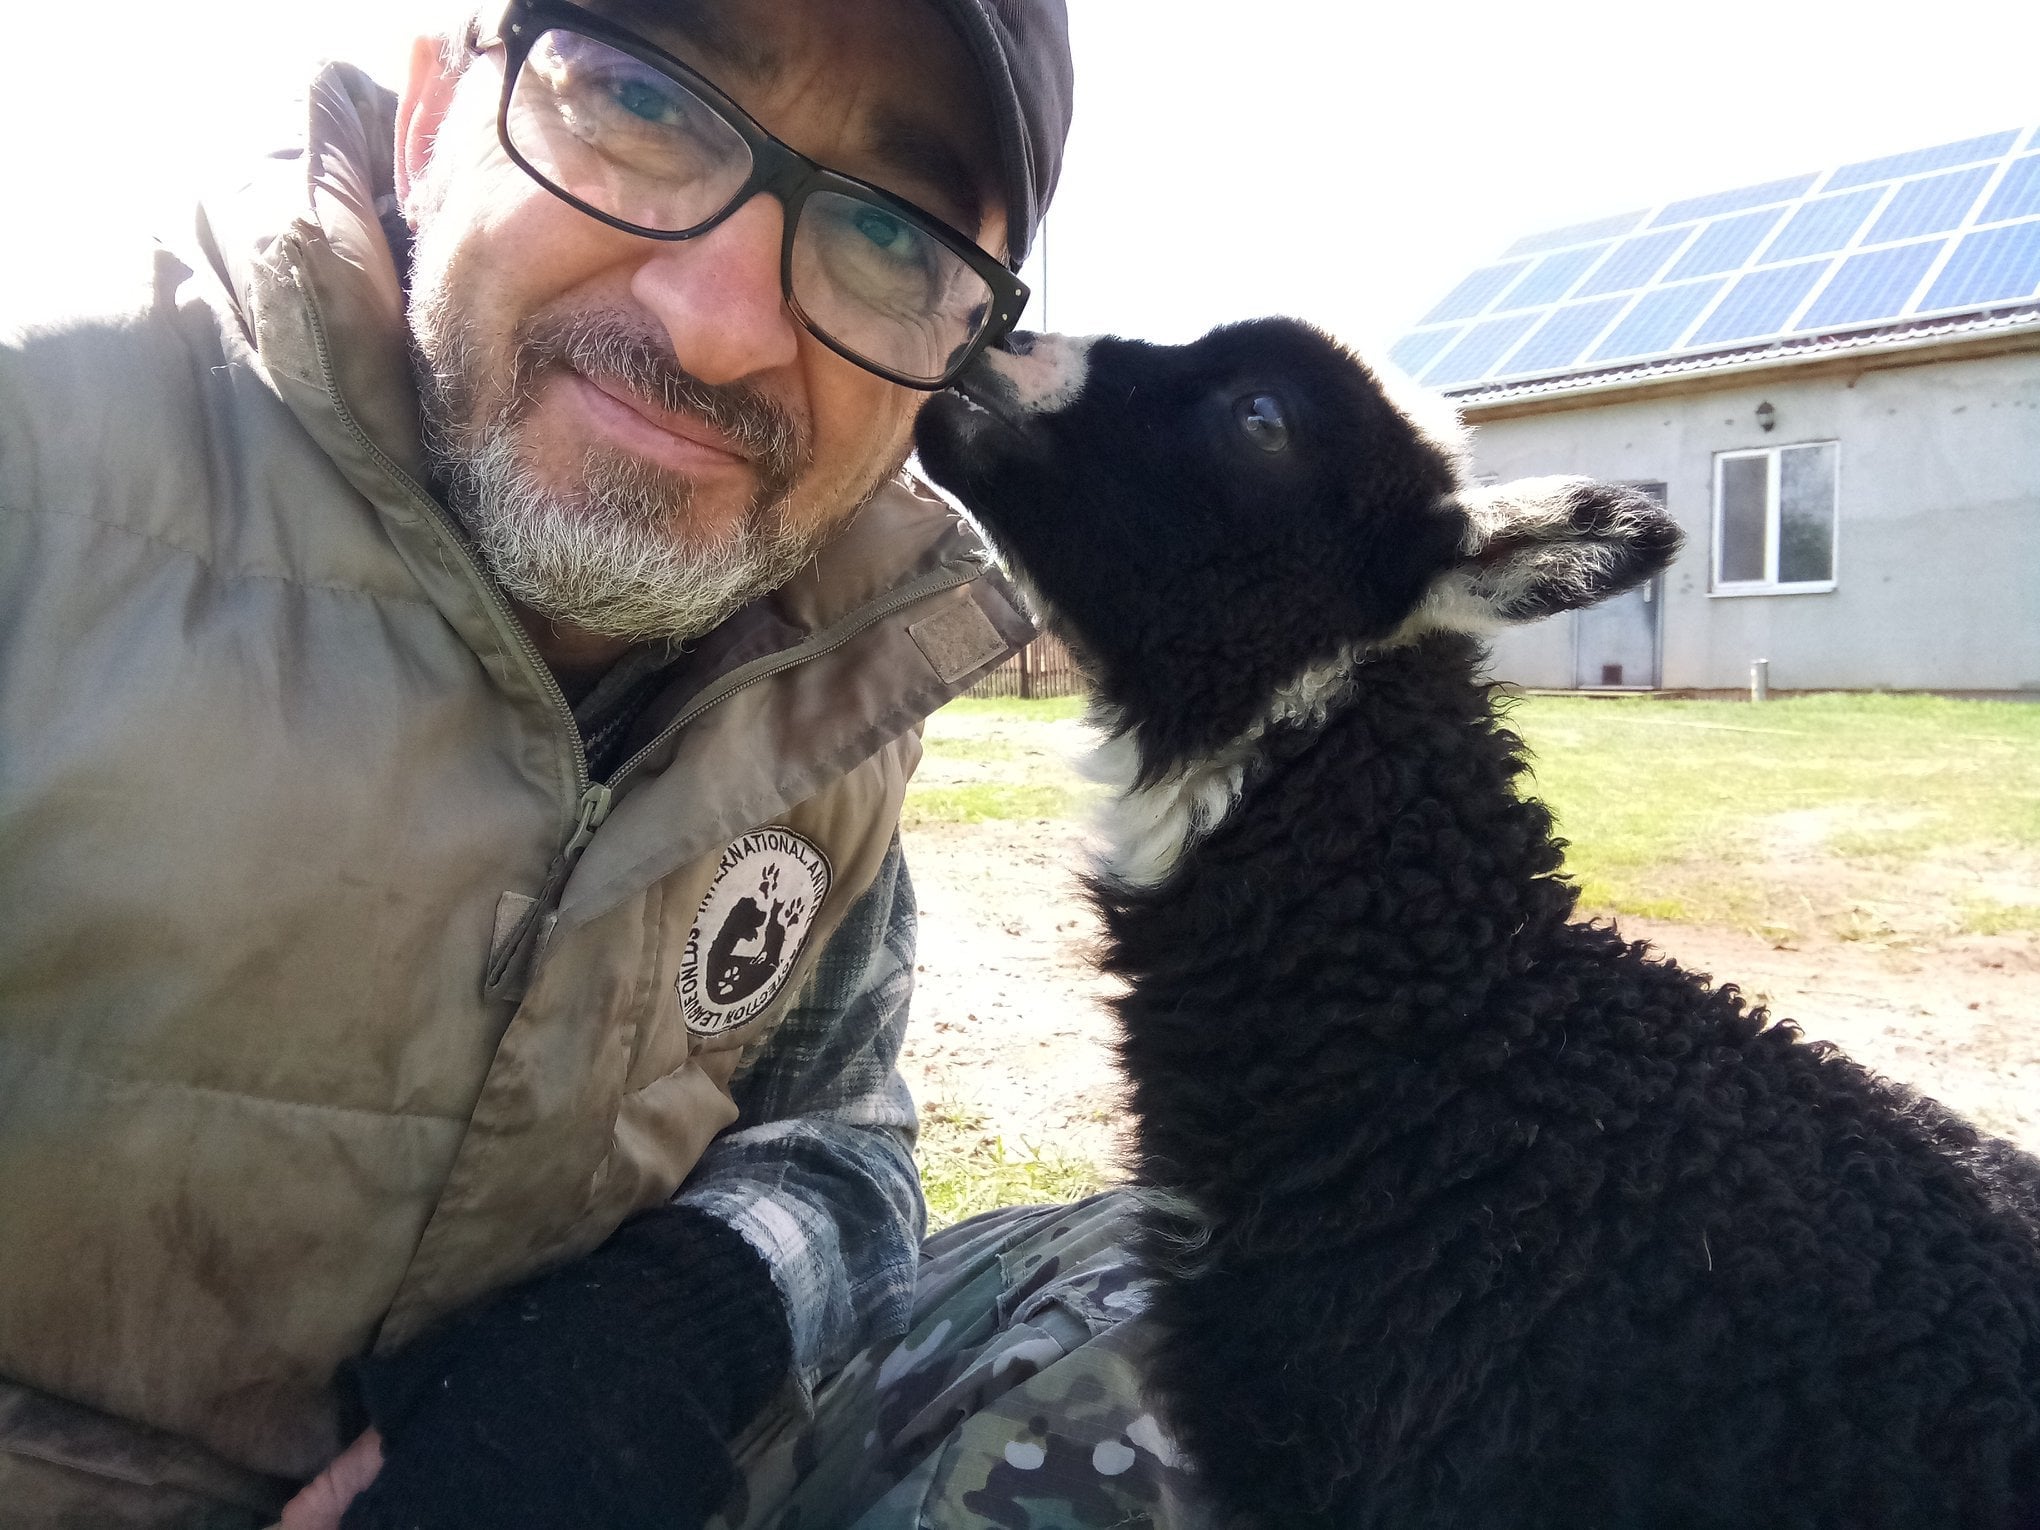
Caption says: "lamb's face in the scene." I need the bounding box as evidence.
[915,320,1471,758]
[915,317,1682,768]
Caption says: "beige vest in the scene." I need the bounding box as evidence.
[0,65,1027,1512]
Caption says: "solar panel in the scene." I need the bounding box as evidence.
[1576,228,1691,297]
[1920,222,2040,310]
[1502,211,1646,258]
[1418,262,1529,325]
[1689,261,1829,344]
[1387,327,1459,378]
[1394,124,2040,391]
[1665,208,1788,279]
[1761,189,1883,262]
[1423,314,1541,386]
[1591,280,1725,361]
[1824,130,2023,191]
[1498,297,1630,375]
[1797,242,1943,329]
[1494,246,1605,310]
[1651,175,1817,228]
[1981,156,2040,223]
[1865,166,1993,243]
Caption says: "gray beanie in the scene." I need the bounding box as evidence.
[925,0,1075,265]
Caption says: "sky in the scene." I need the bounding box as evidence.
[6,1,2038,354]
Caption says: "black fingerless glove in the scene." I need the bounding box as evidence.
[339,1207,791,1530]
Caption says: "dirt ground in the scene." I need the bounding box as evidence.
[899,815,2040,1175]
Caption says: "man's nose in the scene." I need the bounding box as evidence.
[629,194,800,385]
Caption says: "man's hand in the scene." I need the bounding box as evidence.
[280,1430,384,1530]
[324,1208,790,1530]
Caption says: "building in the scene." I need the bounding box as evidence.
[1392,130,2040,696]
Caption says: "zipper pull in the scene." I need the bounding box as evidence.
[563,783,613,858]
[481,783,613,1003]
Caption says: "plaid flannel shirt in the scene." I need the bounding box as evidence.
[675,835,927,1394]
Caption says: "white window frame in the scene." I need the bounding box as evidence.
[1710,440,1840,597]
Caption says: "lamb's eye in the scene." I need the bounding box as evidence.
[1235,392,1291,454]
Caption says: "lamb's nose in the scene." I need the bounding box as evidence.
[969,333,1095,417]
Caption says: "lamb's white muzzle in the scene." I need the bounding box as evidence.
[975,335,1096,415]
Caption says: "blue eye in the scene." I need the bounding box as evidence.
[853,207,915,254]
[610,76,681,124]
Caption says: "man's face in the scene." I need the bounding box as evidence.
[399,0,1007,646]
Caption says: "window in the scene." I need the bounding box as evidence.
[1712,441,1838,593]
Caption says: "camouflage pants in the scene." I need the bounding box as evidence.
[709,1191,1219,1530]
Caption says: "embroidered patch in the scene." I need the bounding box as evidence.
[678,828,833,1037]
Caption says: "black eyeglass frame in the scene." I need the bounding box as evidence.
[473,0,1030,390]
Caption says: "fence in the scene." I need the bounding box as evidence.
[969,631,1087,700]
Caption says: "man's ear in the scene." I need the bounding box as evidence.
[1422,476,1684,630]
[394,35,465,226]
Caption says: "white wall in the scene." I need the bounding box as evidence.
[1467,348,2040,693]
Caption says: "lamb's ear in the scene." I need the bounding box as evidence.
[1420,476,1684,630]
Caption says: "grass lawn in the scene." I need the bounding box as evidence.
[908,691,2040,943]
[901,695,1098,829]
[915,1104,1107,1230]
[1512,693,2040,938]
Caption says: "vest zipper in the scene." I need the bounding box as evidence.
[565,782,615,856]
[478,781,613,996]
[530,782,617,921]
[298,273,602,996]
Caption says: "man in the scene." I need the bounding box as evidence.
[0,1,1209,1525]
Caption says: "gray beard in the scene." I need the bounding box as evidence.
[412,300,826,646]
[445,410,819,646]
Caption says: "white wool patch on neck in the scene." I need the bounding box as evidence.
[1084,647,1362,889]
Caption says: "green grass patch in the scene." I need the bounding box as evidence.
[909,690,2040,941]
[1507,693,2040,936]
[905,696,1105,826]
[915,1105,1108,1230]
[1961,901,2040,937]
[940,695,1091,723]
[901,782,1089,827]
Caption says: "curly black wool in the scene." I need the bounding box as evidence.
[915,319,2040,1530]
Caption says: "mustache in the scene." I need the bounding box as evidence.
[510,310,811,492]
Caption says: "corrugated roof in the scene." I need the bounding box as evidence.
[1394,129,2040,399]
[1446,303,2040,410]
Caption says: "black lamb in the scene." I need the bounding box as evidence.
[912,318,2040,1530]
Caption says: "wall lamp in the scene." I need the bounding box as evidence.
[1755,401,1777,433]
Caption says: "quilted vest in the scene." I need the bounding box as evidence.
[0,64,1027,1503]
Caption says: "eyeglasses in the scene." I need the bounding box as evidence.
[472,0,1030,390]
